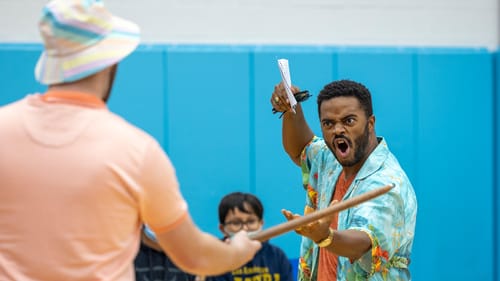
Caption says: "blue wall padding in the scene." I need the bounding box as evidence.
[165,49,254,239]
[413,52,494,280]
[0,45,46,102]
[110,46,167,145]
[0,44,497,281]
[495,51,499,281]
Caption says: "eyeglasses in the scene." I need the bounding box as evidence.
[223,218,261,232]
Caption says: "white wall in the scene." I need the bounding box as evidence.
[498,0,500,46]
[0,0,498,49]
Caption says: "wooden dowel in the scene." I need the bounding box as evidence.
[249,184,394,242]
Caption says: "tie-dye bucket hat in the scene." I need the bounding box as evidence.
[35,0,140,85]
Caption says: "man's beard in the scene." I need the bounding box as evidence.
[102,64,118,103]
[332,122,370,167]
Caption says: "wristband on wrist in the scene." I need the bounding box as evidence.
[315,227,334,248]
[272,90,311,118]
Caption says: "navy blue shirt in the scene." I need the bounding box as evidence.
[206,241,293,281]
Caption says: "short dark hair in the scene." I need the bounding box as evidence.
[218,192,264,224]
[317,79,373,118]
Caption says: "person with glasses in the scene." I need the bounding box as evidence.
[201,192,293,281]
[137,192,293,281]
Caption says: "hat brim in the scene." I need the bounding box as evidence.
[35,15,140,85]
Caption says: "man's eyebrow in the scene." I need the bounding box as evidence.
[342,114,357,120]
[321,114,357,122]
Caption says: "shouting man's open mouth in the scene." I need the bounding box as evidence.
[334,137,351,160]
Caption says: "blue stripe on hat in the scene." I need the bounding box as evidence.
[43,13,107,43]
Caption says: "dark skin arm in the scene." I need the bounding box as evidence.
[271,83,314,166]
[282,201,372,261]
[320,230,372,260]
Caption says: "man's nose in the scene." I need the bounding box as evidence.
[333,123,345,135]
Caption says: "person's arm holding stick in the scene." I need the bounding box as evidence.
[249,184,393,242]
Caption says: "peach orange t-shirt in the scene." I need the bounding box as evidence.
[0,92,188,281]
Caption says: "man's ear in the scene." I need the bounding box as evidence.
[368,115,375,131]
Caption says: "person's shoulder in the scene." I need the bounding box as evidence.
[96,111,163,159]
[262,242,289,258]
[0,96,33,125]
[369,137,408,175]
[358,157,415,205]
[360,160,412,191]
[103,112,157,143]
[306,136,326,149]
[0,100,20,116]
[0,95,30,113]
[380,152,411,185]
[304,136,334,161]
[359,138,414,190]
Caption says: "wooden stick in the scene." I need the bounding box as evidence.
[249,184,394,242]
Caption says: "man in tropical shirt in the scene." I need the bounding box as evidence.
[270,79,417,280]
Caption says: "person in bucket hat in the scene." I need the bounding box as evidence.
[0,1,261,280]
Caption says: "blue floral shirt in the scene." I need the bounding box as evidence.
[298,137,417,281]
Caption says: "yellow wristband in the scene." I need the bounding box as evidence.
[316,228,334,248]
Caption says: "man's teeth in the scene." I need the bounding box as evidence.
[336,139,346,146]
